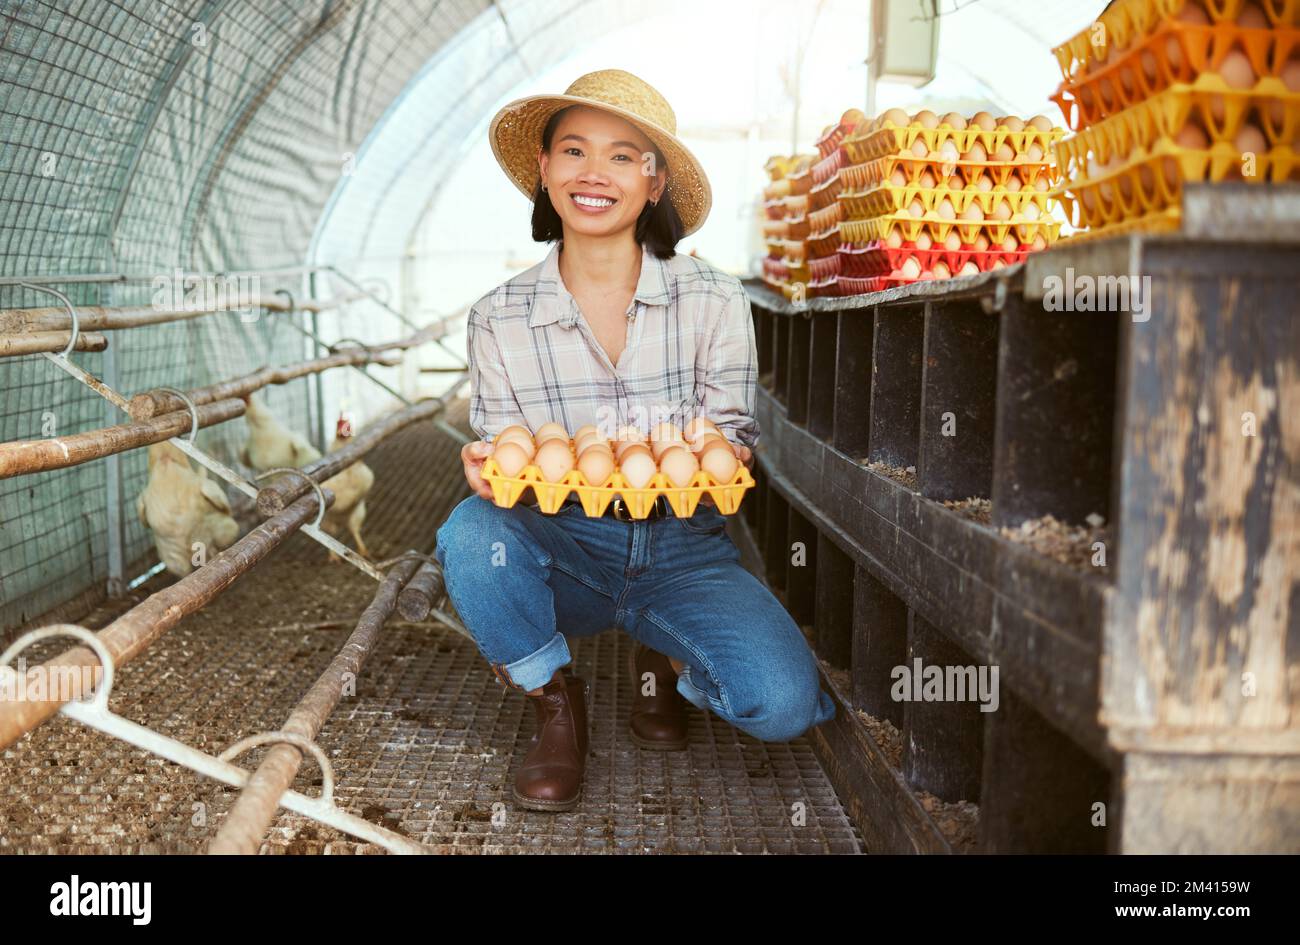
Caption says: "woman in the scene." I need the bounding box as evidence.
[436,69,835,812]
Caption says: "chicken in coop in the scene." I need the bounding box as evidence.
[320,412,374,560]
[238,392,323,471]
[136,441,241,576]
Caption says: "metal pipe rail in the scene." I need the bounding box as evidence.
[0,489,331,750]
[207,555,424,854]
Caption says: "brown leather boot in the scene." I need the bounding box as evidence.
[629,642,688,750]
[512,671,589,812]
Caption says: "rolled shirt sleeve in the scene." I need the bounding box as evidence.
[467,302,528,442]
[699,282,760,452]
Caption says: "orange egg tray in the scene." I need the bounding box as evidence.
[842,122,1066,165]
[844,155,1060,191]
[838,181,1057,220]
[1053,17,1300,130]
[1052,0,1300,85]
[481,457,756,519]
[840,214,1062,247]
[1055,84,1300,180]
[1058,207,1185,244]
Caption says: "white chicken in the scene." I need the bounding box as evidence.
[136,441,241,576]
[238,392,322,471]
[320,412,374,560]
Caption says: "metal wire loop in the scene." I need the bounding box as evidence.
[154,386,199,443]
[273,287,295,314]
[218,731,335,805]
[0,624,114,713]
[18,281,80,358]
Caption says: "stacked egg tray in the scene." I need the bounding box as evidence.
[831,119,1065,293]
[760,153,818,299]
[1050,0,1300,241]
[480,456,756,519]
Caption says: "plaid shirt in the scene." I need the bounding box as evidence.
[466,240,759,451]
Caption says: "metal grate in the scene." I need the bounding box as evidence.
[0,406,863,853]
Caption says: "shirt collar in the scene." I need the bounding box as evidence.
[529,239,671,329]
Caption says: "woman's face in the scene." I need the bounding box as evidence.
[538,105,667,239]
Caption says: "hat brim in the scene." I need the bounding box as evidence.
[488,92,712,238]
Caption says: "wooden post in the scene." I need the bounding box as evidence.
[852,566,908,726]
[902,611,984,803]
[869,304,924,468]
[786,503,818,627]
[814,531,853,669]
[787,315,811,425]
[0,330,108,357]
[919,299,999,501]
[807,311,837,440]
[833,308,874,460]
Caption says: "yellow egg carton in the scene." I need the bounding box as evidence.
[1051,0,1300,84]
[1054,139,1300,229]
[481,456,756,519]
[1054,83,1300,182]
[1058,206,1184,244]
[843,121,1066,165]
[847,154,1060,192]
[839,181,1056,220]
[841,214,1062,247]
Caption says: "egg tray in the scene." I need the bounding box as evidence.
[761,256,791,282]
[1058,206,1184,244]
[481,457,756,519]
[1052,18,1300,130]
[837,182,1055,221]
[779,239,808,264]
[838,241,1034,278]
[812,147,848,186]
[763,200,787,221]
[807,251,842,282]
[809,201,844,233]
[1054,139,1300,229]
[809,174,845,212]
[807,224,843,259]
[1052,0,1300,84]
[842,122,1066,166]
[1055,84,1300,181]
[840,214,1062,247]
[844,154,1060,192]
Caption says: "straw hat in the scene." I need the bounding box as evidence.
[488,69,712,237]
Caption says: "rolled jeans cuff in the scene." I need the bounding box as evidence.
[491,631,571,692]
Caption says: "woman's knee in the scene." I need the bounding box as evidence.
[727,648,830,743]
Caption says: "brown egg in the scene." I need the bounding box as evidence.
[496,429,536,459]
[573,424,599,442]
[658,446,700,487]
[1219,49,1257,90]
[1028,115,1054,133]
[937,198,956,220]
[576,446,614,486]
[890,168,908,187]
[1237,2,1268,27]
[619,446,657,488]
[971,111,997,132]
[974,233,991,252]
[615,424,647,444]
[944,230,963,251]
[901,256,923,279]
[992,199,1013,221]
[699,440,739,483]
[915,231,933,251]
[651,432,687,460]
[994,142,1016,162]
[683,417,718,441]
[941,112,967,130]
[885,229,904,249]
[913,109,940,129]
[535,439,574,482]
[910,137,929,158]
[534,421,569,444]
[931,261,952,280]
[498,423,532,442]
[492,440,531,477]
[575,431,606,454]
[650,421,683,444]
[961,202,985,222]
[881,107,910,127]
[966,141,988,163]
[959,261,981,277]
[691,432,727,454]
[974,173,994,192]
[999,116,1026,132]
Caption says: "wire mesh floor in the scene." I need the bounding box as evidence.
[0,400,863,854]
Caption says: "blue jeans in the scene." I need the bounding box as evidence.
[434,495,836,742]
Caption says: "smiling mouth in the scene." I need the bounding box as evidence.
[571,193,617,211]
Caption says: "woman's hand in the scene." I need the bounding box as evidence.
[461,440,495,500]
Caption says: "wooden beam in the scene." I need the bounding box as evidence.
[0,398,246,479]
[0,330,108,358]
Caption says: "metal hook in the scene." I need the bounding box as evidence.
[0,624,114,713]
[218,730,335,805]
[273,287,296,314]
[154,386,199,443]
[254,467,328,530]
[17,282,80,358]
